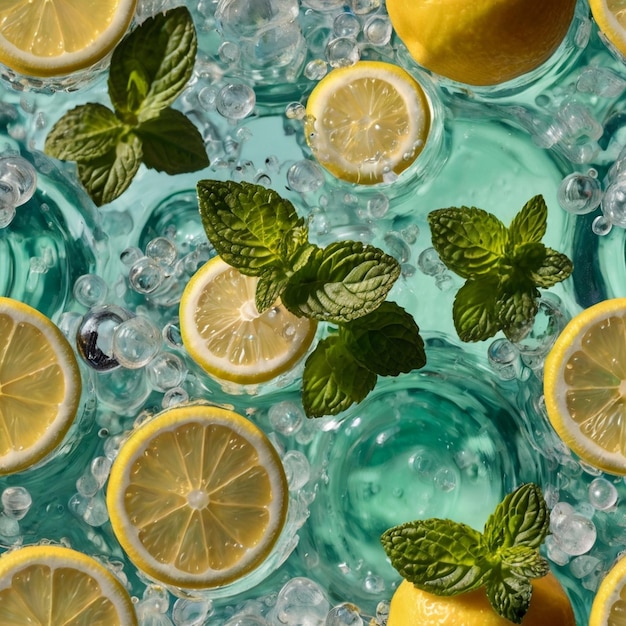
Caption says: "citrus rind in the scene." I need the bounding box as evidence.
[106,404,289,589]
[590,555,626,626]
[0,545,138,625]
[544,298,626,475]
[590,0,626,59]
[179,256,317,385]
[0,0,137,77]
[305,60,431,185]
[0,297,82,475]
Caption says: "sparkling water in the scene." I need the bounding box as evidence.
[0,0,625,624]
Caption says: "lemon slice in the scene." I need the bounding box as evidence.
[590,555,626,626]
[0,0,137,78]
[0,297,81,475]
[590,0,626,59]
[544,298,626,475]
[304,61,431,185]
[106,404,288,589]
[179,256,317,385]
[0,545,137,625]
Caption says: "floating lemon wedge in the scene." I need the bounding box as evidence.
[106,404,288,589]
[544,298,626,475]
[179,256,317,385]
[0,545,137,625]
[0,0,137,77]
[305,61,431,184]
[0,297,81,475]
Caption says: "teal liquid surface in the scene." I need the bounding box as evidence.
[0,1,624,625]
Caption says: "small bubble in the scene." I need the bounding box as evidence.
[304,59,328,80]
[216,83,256,120]
[73,274,108,308]
[325,37,360,68]
[1,487,32,520]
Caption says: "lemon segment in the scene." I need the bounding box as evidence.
[106,404,288,589]
[388,574,574,626]
[0,297,81,475]
[590,555,626,626]
[544,298,626,475]
[386,0,577,86]
[304,61,431,185]
[179,256,317,385]
[0,0,137,77]
[0,545,137,625]
[590,0,626,59]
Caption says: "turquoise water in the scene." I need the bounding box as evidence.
[0,0,625,624]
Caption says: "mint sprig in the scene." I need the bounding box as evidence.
[381,483,550,624]
[428,195,573,343]
[45,7,208,206]
[197,179,426,418]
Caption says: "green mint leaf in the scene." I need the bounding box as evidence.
[485,571,532,624]
[135,107,209,174]
[255,269,290,314]
[340,301,426,376]
[452,275,500,342]
[508,242,546,277]
[301,335,376,417]
[508,194,547,247]
[44,103,124,162]
[197,179,309,276]
[428,207,507,279]
[499,546,550,580]
[108,6,197,120]
[381,519,488,595]
[282,241,400,324]
[484,484,549,552]
[495,288,539,343]
[77,134,143,206]
[530,248,573,288]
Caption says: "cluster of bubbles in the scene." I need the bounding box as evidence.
[543,473,626,593]
[166,576,391,626]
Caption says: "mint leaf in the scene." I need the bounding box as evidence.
[109,6,197,120]
[340,301,426,376]
[531,248,573,288]
[428,207,507,278]
[452,275,500,342]
[484,483,549,552]
[77,134,143,207]
[44,104,124,162]
[508,195,547,247]
[197,179,309,276]
[302,335,376,417]
[381,484,554,623]
[381,519,488,595]
[429,196,573,344]
[135,107,208,174]
[499,546,550,579]
[485,572,532,625]
[255,269,290,314]
[282,241,400,323]
[495,288,539,343]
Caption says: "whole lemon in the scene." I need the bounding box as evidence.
[387,574,576,626]
[387,0,577,86]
